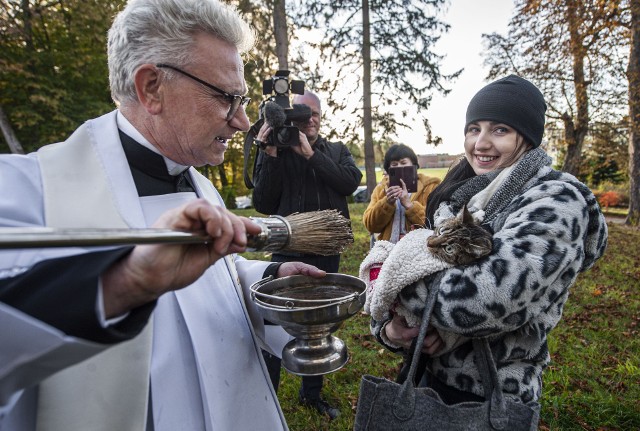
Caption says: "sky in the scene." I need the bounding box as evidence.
[295,0,516,156]
[398,0,515,155]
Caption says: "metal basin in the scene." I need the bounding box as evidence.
[251,274,366,376]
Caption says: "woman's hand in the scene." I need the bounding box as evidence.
[384,313,444,356]
[385,180,412,209]
[398,179,413,209]
[385,185,402,205]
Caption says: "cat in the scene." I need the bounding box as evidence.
[394,204,494,327]
[425,203,494,265]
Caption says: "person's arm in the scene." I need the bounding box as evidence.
[370,313,445,357]
[1,198,261,341]
[370,315,402,352]
[100,199,261,318]
[0,155,152,343]
[306,142,362,196]
[251,122,286,215]
[252,151,283,214]
[251,140,284,215]
[0,247,151,344]
[388,181,607,343]
[0,198,261,407]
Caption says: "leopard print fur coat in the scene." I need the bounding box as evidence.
[370,148,608,403]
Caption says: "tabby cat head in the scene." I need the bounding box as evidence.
[427,204,493,265]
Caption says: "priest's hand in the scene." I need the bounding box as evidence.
[101,199,261,318]
[276,262,327,279]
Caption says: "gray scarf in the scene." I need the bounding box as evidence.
[449,148,550,223]
[390,198,407,244]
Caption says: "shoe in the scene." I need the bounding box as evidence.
[299,393,340,420]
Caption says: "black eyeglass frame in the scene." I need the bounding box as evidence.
[156,63,250,120]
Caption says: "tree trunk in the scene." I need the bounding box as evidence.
[0,105,25,154]
[218,164,228,187]
[273,0,289,70]
[627,0,640,225]
[362,0,376,194]
[21,0,33,50]
[561,0,589,176]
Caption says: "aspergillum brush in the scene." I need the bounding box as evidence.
[0,209,354,256]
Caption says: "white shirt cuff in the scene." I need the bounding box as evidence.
[96,278,129,327]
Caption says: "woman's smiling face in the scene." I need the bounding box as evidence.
[464,120,526,175]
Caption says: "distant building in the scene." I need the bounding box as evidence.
[417,153,463,169]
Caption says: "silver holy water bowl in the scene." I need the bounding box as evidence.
[250,274,366,376]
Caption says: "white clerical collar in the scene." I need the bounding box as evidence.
[116,110,190,175]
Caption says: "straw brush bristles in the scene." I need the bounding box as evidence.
[285,210,354,256]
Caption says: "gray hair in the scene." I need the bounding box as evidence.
[108,0,255,104]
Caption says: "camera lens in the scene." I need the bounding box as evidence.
[273,77,289,95]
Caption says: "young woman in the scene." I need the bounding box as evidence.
[363,144,441,243]
[370,75,608,407]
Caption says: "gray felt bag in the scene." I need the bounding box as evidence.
[354,280,540,431]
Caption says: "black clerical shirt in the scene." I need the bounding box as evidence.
[119,130,195,196]
[118,130,283,276]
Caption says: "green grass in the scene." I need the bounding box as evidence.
[602,207,629,217]
[234,204,640,431]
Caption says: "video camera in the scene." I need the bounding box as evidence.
[258,70,312,148]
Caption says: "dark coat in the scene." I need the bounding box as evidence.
[252,136,362,219]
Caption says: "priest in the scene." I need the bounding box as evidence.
[0,0,322,430]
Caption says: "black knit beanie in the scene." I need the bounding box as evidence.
[465,75,547,147]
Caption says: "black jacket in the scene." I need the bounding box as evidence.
[252,136,362,219]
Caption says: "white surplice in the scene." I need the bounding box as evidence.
[0,110,288,431]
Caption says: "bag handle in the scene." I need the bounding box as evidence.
[473,337,508,429]
[392,279,509,429]
[392,279,438,420]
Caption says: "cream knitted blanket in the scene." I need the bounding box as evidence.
[359,229,466,353]
[359,229,451,323]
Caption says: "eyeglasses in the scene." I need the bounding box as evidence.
[156,64,250,120]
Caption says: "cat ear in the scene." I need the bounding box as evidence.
[460,203,475,224]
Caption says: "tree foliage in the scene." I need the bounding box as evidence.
[482,0,630,176]
[289,0,458,192]
[0,0,126,153]
[0,0,291,198]
[208,0,278,198]
[578,120,629,186]
[292,0,457,139]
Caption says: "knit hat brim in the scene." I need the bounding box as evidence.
[465,75,547,147]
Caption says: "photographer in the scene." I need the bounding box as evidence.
[252,90,362,419]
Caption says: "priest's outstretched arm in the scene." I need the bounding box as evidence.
[0,199,260,408]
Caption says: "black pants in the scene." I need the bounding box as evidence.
[261,349,323,398]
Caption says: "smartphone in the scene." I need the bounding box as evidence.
[388,165,418,193]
